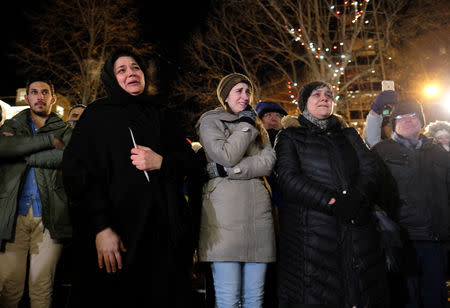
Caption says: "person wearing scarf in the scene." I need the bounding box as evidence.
[372,98,450,308]
[275,81,388,307]
[196,73,276,308]
[62,48,196,307]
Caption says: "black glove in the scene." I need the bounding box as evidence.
[332,189,366,224]
[370,90,398,114]
[237,105,257,126]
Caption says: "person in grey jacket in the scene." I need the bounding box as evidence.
[0,77,72,307]
[197,73,276,308]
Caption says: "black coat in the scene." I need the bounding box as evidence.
[372,136,450,241]
[274,115,388,307]
[62,53,197,307]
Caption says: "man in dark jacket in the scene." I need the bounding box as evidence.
[0,77,72,307]
[255,101,287,307]
[372,98,450,308]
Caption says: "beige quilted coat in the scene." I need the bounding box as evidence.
[197,108,276,262]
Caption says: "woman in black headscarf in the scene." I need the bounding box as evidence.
[62,48,196,307]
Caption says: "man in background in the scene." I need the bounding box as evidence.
[372,98,450,307]
[0,77,72,307]
[66,104,86,127]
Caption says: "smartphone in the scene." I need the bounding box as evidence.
[381,80,395,92]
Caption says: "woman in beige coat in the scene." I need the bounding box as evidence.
[197,73,276,308]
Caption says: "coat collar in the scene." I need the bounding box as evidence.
[196,107,238,128]
[281,114,346,132]
[12,109,65,130]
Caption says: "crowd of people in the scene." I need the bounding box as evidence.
[0,47,449,308]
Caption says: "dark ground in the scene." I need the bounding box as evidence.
[17,246,450,307]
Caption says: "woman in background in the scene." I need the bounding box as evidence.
[425,120,450,151]
[197,73,276,308]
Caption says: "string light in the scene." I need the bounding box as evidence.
[287,81,298,104]
[284,0,371,103]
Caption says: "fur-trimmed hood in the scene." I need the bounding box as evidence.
[281,113,349,129]
[425,120,450,138]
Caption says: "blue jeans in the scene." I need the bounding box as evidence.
[211,262,268,308]
[405,241,447,308]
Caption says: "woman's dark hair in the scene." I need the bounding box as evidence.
[298,81,332,112]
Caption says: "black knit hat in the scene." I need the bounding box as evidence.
[298,81,332,112]
[255,101,288,118]
[390,98,425,129]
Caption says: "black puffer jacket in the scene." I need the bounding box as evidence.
[372,136,450,241]
[274,115,388,307]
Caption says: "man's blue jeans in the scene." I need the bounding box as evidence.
[405,241,447,308]
[211,262,268,308]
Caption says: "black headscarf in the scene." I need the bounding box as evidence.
[100,48,189,249]
[100,48,165,152]
[101,48,149,102]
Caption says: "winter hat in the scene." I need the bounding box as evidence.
[390,98,425,129]
[298,81,332,112]
[255,101,288,118]
[216,73,254,109]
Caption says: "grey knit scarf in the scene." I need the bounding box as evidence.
[392,132,423,150]
[302,109,330,130]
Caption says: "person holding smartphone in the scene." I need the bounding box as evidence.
[372,98,450,307]
[363,81,397,148]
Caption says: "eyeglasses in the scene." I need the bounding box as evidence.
[262,112,282,119]
[394,113,417,121]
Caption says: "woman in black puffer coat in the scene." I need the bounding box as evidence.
[274,81,389,308]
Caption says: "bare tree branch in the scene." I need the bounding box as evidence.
[10,0,152,105]
[173,0,408,114]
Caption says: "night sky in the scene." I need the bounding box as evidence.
[0,0,212,97]
[0,2,32,96]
